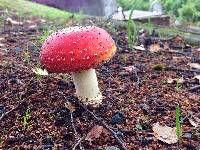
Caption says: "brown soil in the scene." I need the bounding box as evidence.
[0,9,199,150]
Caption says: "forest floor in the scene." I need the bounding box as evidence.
[0,3,200,150]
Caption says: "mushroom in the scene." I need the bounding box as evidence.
[40,26,116,106]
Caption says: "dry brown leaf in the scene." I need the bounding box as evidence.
[167,78,176,84]
[152,123,178,144]
[163,42,170,50]
[64,101,75,112]
[0,43,5,47]
[193,75,200,83]
[189,118,198,128]
[149,43,161,53]
[189,117,200,128]
[133,45,146,51]
[173,35,183,44]
[172,56,186,63]
[123,66,136,73]
[188,63,200,70]
[6,17,23,25]
[85,125,104,142]
[167,77,185,84]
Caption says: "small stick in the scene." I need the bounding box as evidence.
[69,97,128,150]
[70,112,83,150]
[72,137,84,150]
[189,85,200,91]
[165,67,200,73]
[0,99,26,122]
[133,68,140,89]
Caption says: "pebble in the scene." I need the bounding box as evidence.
[42,135,53,149]
[105,146,120,150]
[10,47,22,53]
[110,111,125,124]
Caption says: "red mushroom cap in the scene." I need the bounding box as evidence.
[40,26,116,73]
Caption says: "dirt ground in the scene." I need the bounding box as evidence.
[0,9,199,150]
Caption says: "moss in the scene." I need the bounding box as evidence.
[152,64,165,71]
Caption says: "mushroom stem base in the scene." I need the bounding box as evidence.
[72,69,102,106]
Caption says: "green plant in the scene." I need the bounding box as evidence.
[0,16,3,27]
[0,0,73,22]
[127,6,137,49]
[105,22,117,34]
[39,26,56,43]
[117,0,200,24]
[135,124,143,130]
[129,98,135,104]
[33,65,48,80]
[74,10,84,24]
[117,0,149,11]
[23,107,30,130]
[178,2,200,22]
[152,64,165,71]
[176,105,181,143]
[59,73,71,80]
[23,46,30,64]
[146,18,153,34]
[175,78,182,92]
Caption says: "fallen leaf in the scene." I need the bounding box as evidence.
[64,102,75,112]
[85,125,104,143]
[6,17,23,25]
[26,18,46,24]
[105,146,120,150]
[193,75,200,83]
[28,25,37,29]
[167,77,185,84]
[189,118,198,128]
[149,43,161,53]
[189,117,200,128]
[152,123,178,144]
[32,67,48,76]
[173,35,183,44]
[133,45,146,51]
[167,78,175,84]
[163,42,170,50]
[188,63,200,70]
[123,65,136,73]
[0,43,5,47]
[172,56,186,63]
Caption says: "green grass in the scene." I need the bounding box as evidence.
[23,107,30,130]
[38,25,57,43]
[0,0,73,21]
[176,105,181,143]
[127,7,134,48]
[175,78,182,92]
[0,16,3,27]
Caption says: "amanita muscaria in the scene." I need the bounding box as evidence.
[40,26,116,106]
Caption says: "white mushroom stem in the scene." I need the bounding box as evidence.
[72,68,102,106]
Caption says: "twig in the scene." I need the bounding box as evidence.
[165,67,200,73]
[0,99,26,122]
[118,44,193,56]
[69,96,128,150]
[70,112,83,150]
[72,137,84,150]
[189,85,200,91]
[161,49,192,55]
[133,68,140,89]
